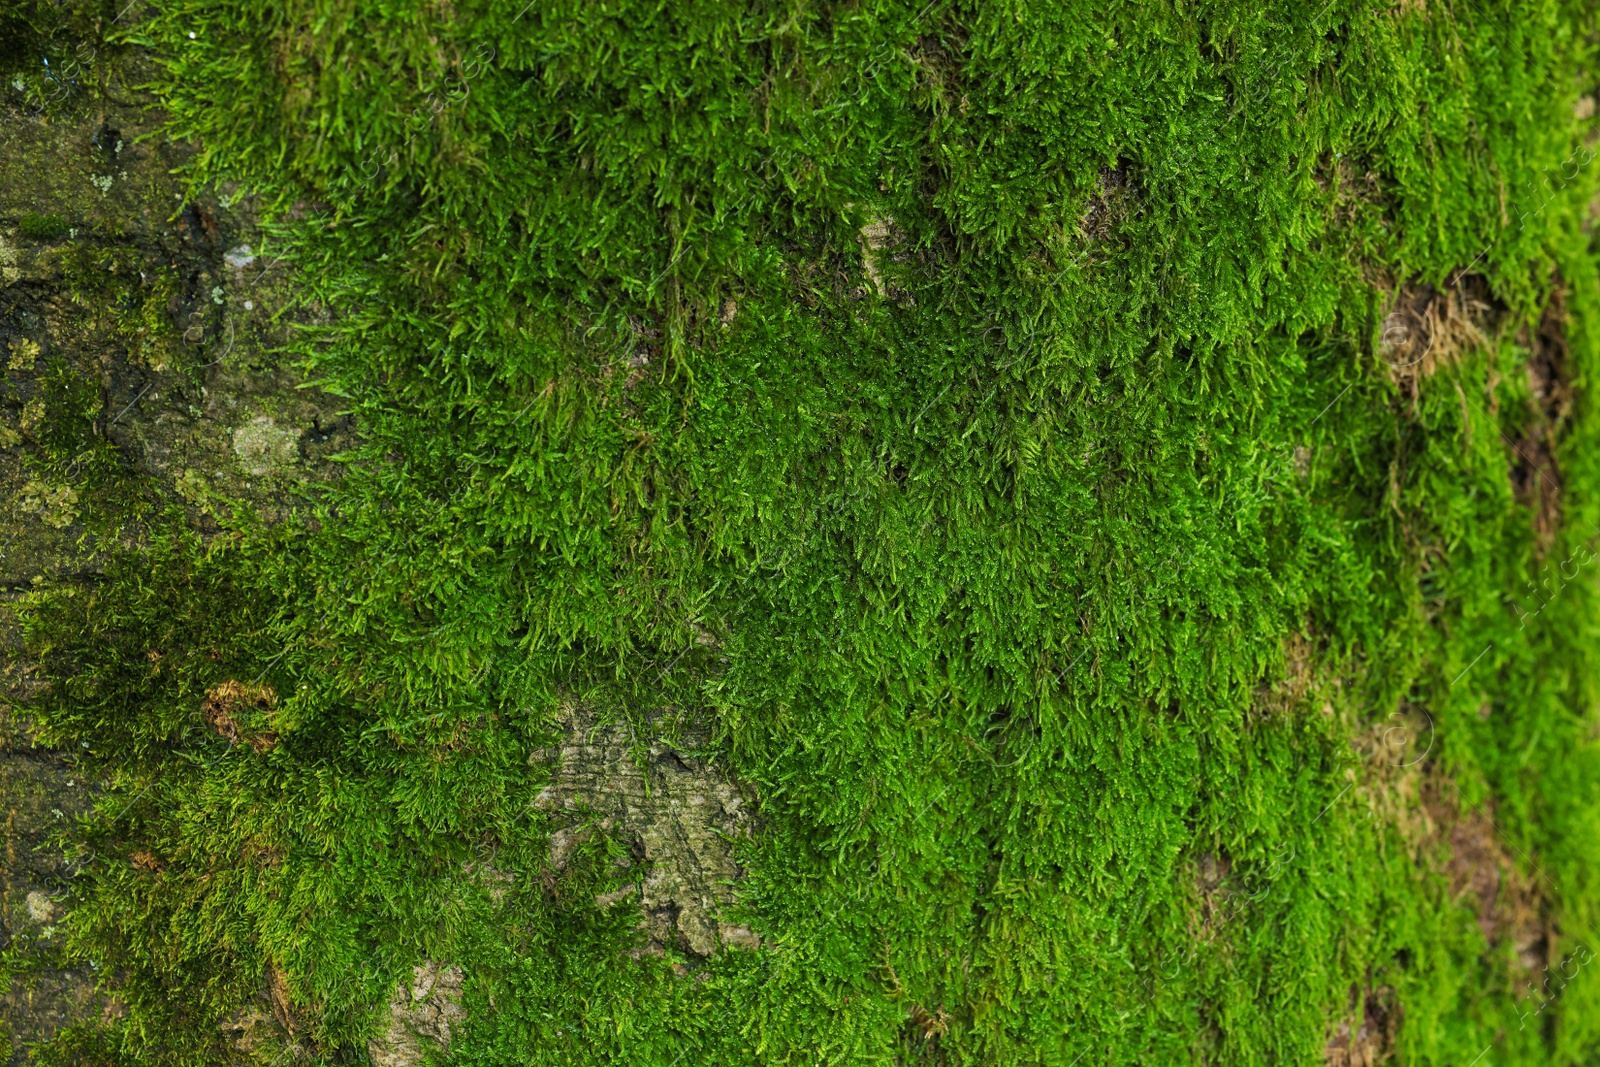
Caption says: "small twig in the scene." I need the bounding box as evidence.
[1308,382,1352,428]
[197,315,236,368]
[108,382,152,426]
[653,644,692,686]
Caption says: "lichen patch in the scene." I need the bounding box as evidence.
[18,479,79,530]
[0,232,20,285]
[232,416,302,475]
[25,889,57,923]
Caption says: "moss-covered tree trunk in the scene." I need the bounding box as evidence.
[6,2,1600,1066]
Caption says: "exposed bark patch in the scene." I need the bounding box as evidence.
[201,680,278,753]
[220,1002,298,1062]
[619,315,657,388]
[1509,285,1571,553]
[1358,726,1550,971]
[908,28,967,119]
[0,690,108,1056]
[1195,850,1230,895]
[1378,274,1499,395]
[265,962,302,1036]
[1252,630,1323,723]
[1324,983,1399,1067]
[855,213,915,303]
[368,962,465,1067]
[220,964,309,1064]
[1190,850,1235,943]
[1352,709,1431,844]
[1424,789,1549,968]
[1377,274,1572,552]
[1080,162,1138,244]
[3,39,356,1061]
[859,217,892,297]
[532,703,755,957]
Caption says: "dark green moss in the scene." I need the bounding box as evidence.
[0,0,117,114]
[18,213,68,241]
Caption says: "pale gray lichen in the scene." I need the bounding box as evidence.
[232,416,301,475]
[26,890,58,923]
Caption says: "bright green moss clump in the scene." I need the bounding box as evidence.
[12,1,1600,1064]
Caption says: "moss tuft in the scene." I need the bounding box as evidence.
[19,213,68,241]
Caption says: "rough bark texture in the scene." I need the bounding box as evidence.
[0,64,333,1058]
[534,703,757,960]
[0,63,312,1063]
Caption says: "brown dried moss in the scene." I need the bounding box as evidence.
[201,680,278,753]
[1377,274,1500,396]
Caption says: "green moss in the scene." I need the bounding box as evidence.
[19,213,68,241]
[0,0,117,114]
[57,243,184,373]
[11,1,1600,1065]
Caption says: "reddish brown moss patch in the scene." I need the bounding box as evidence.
[128,849,165,872]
